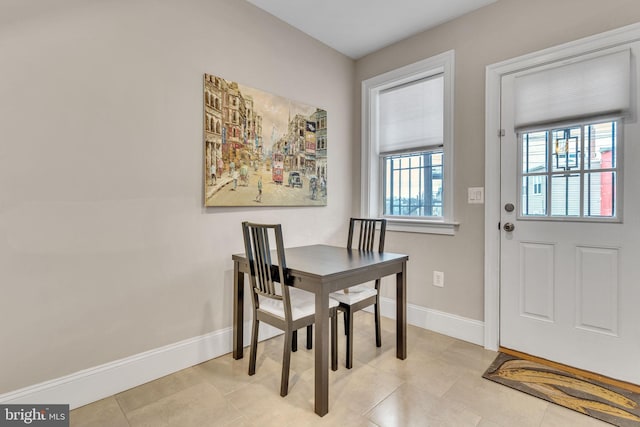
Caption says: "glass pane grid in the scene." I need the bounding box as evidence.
[519,120,619,220]
[383,151,443,218]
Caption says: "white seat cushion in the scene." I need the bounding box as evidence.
[330,285,378,305]
[259,286,338,321]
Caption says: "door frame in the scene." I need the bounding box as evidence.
[483,22,640,351]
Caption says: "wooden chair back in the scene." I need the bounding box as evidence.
[242,221,291,315]
[347,218,387,253]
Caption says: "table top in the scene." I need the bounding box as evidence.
[233,244,408,287]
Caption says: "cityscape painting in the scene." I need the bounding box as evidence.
[203,73,327,207]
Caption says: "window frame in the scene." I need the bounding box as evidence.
[361,50,457,234]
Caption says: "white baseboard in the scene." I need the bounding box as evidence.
[367,296,485,346]
[0,322,282,410]
[0,302,483,410]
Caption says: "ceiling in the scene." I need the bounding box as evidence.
[246,0,497,59]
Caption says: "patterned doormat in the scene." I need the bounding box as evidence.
[483,353,640,427]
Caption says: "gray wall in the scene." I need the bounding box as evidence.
[355,0,640,320]
[0,0,354,394]
[3,0,640,397]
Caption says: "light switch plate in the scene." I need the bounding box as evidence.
[468,187,484,204]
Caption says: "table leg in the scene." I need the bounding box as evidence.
[396,261,407,360]
[233,260,244,360]
[314,288,330,416]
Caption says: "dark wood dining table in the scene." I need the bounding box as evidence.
[231,244,409,416]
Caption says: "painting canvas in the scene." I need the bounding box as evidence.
[203,73,327,207]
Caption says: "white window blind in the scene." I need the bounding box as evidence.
[514,49,631,130]
[378,74,444,153]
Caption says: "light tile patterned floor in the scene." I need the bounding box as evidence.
[70,312,609,426]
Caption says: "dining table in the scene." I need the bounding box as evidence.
[231,244,409,416]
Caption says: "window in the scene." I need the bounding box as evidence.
[533,182,542,195]
[362,51,456,234]
[520,119,620,220]
[514,47,630,222]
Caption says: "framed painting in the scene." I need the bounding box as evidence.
[203,73,327,207]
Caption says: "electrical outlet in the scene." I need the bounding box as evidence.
[433,271,444,287]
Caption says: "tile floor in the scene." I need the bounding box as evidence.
[70,312,609,426]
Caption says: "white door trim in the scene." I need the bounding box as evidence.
[484,22,640,351]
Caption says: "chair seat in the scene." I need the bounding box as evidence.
[330,285,378,305]
[259,287,339,320]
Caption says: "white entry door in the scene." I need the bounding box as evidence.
[499,42,640,384]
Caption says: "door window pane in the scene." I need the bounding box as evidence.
[552,126,581,172]
[522,131,548,173]
[521,175,547,216]
[519,119,620,221]
[551,174,580,216]
[585,122,617,170]
[584,172,616,217]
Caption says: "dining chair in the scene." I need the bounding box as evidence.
[242,221,338,397]
[329,218,387,368]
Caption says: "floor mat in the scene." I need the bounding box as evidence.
[483,352,640,427]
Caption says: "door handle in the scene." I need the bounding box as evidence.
[503,222,515,232]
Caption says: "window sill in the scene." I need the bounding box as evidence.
[386,218,459,235]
